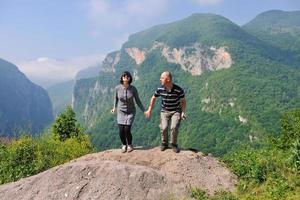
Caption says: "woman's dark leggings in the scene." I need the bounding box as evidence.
[118,124,132,145]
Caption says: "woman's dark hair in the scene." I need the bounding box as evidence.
[119,71,133,84]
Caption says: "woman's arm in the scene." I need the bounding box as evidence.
[133,87,145,112]
[111,87,118,113]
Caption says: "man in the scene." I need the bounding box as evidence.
[145,71,186,153]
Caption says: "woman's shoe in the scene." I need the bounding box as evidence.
[121,145,127,153]
[127,145,134,152]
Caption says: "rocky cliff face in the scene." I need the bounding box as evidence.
[125,42,233,75]
[0,147,237,200]
[72,75,115,128]
[101,51,121,73]
[0,58,53,136]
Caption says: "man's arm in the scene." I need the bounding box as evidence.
[180,97,187,119]
[181,97,186,112]
[145,95,156,118]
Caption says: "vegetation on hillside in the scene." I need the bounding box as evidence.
[221,109,300,199]
[243,10,300,56]
[188,109,300,200]
[0,107,93,185]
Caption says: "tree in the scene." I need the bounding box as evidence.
[280,109,300,147]
[52,106,83,141]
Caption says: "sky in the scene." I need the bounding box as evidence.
[0,0,299,88]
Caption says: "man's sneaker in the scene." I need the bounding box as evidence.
[171,143,180,153]
[161,143,168,151]
[127,145,134,152]
[121,145,127,153]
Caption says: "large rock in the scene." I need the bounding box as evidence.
[0,147,237,200]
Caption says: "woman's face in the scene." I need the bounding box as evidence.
[122,75,130,84]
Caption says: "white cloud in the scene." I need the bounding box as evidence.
[85,0,171,51]
[191,0,223,6]
[36,57,49,62]
[84,0,223,50]
[17,54,105,88]
[86,0,170,34]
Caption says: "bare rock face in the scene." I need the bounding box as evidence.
[0,147,237,200]
[101,51,121,73]
[162,43,233,75]
[125,48,146,65]
[124,42,233,76]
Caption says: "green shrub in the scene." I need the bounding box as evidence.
[6,136,39,181]
[0,142,9,184]
[0,108,94,185]
[189,188,237,200]
[37,133,93,171]
[291,139,300,170]
[211,191,238,200]
[222,109,300,199]
[52,106,83,141]
[223,146,267,183]
[190,188,208,200]
[0,133,93,185]
[280,109,300,148]
[265,177,291,200]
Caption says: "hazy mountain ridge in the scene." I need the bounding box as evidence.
[243,10,300,55]
[47,80,75,117]
[0,58,53,136]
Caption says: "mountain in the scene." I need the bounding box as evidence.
[47,63,102,117]
[47,61,104,117]
[73,13,300,156]
[0,58,53,136]
[0,147,236,199]
[75,63,102,80]
[243,10,300,55]
[47,80,75,117]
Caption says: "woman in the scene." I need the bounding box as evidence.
[111,71,146,153]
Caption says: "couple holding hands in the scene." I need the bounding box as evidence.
[111,71,187,153]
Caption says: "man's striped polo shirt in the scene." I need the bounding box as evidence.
[154,84,185,112]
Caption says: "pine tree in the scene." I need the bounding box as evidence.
[52,106,82,141]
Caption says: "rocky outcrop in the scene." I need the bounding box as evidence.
[101,51,121,73]
[0,147,237,200]
[162,43,232,75]
[125,47,146,65]
[239,115,248,124]
[125,42,233,75]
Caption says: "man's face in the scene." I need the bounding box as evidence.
[160,73,168,86]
